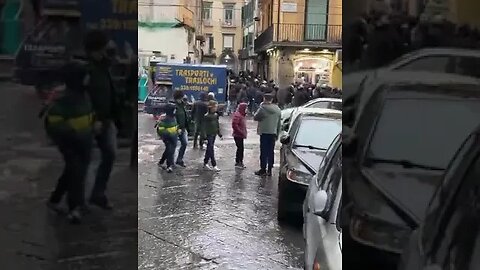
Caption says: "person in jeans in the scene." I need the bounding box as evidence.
[156,103,178,173]
[203,100,223,172]
[253,93,281,177]
[44,62,93,224]
[84,30,119,210]
[173,90,190,167]
[232,102,248,168]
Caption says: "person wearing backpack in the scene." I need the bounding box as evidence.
[44,62,94,224]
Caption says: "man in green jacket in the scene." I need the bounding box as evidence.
[84,30,119,210]
[253,93,281,177]
[173,90,190,167]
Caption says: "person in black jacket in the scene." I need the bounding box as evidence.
[191,92,209,149]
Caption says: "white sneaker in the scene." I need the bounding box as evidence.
[213,166,221,172]
[204,164,213,170]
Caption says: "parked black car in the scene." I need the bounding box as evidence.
[398,126,480,270]
[343,71,480,268]
[277,110,341,220]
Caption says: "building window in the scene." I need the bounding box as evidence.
[223,3,234,25]
[203,2,212,20]
[223,34,234,50]
[206,34,214,54]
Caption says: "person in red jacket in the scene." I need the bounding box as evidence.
[232,103,248,168]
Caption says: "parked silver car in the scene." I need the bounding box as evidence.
[303,134,342,270]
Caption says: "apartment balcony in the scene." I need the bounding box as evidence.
[254,23,342,53]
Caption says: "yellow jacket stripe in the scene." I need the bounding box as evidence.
[47,114,94,131]
[157,126,178,134]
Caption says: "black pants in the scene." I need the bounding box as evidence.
[260,134,276,172]
[160,135,178,167]
[234,137,244,164]
[204,135,217,166]
[91,123,116,200]
[193,120,205,147]
[50,133,92,211]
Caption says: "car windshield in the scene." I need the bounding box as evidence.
[367,97,480,169]
[294,118,341,150]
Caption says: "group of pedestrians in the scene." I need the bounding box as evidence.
[156,87,283,179]
[156,90,223,173]
[42,30,121,224]
[227,72,341,115]
[344,11,480,72]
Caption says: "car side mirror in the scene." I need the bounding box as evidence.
[313,190,328,217]
[280,135,290,145]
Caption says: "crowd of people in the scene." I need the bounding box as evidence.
[225,71,342,115]
[344,12,480,72]
[154,69,342,177]
[155,89,283,177]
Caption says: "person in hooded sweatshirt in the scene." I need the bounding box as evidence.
[232,103,248,168]
[253,93,282,177]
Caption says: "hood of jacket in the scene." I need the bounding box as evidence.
[237,103,248,115]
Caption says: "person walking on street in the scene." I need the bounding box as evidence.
[156,103,178,173]
[232,103,248,169]
[203,100,223,172]
[173,90,190,167]
[84,30,119,210]
[44,62,94,224]
[191,92,209,149]
[253,93,281,177]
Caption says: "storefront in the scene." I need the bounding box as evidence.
[293,57,333,85]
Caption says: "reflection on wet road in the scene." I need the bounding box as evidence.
[138,113,304,269]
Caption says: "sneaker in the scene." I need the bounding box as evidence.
[67,209,82,224]
[158,161,166,169]
[204,164,213,170]
[176,162,186,168]
[166,167,173,173]
[235,163,246,169]
[255,170,267,177]
[89,196,114,211]
[267,170,273,176]
[213,166,221,172]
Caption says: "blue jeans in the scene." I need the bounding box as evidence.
[92,122,117,199]
[160,135,178,167]
[204,135,217,167]
[176,130,188,164]
[260,134,276,171]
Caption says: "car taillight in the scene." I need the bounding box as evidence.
[313,259,321,270]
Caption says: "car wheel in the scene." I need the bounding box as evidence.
[277,180,288,221]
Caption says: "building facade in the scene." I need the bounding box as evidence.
[239,0,258,72]
[198,0,243,72]
[254,0,342,89]
[138,0,197,68]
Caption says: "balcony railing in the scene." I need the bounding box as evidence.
[255,23,342,52]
